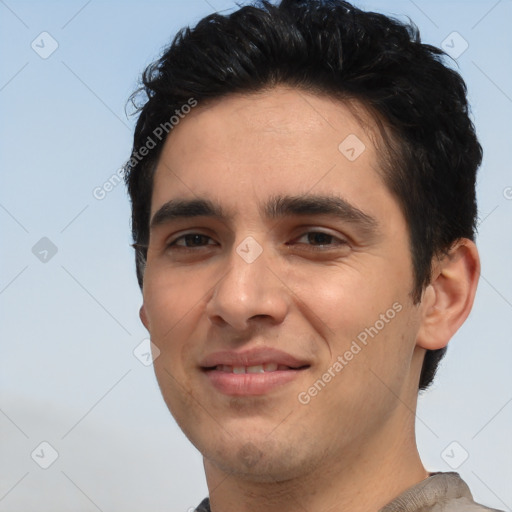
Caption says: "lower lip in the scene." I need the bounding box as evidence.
[203,368,306,396]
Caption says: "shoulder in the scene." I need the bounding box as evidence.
[380,472,505,512]
[429,473,505,512]
[432,496,504,511]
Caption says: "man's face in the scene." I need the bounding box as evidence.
[141,86,426,481]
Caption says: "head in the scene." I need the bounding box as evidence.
[125,0,481,481]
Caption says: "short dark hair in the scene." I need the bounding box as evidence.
[124,0,482,390]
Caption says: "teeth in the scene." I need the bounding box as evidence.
[246,365,264,373]
[215,363,287,373]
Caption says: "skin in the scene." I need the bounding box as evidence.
[139,86,480,512]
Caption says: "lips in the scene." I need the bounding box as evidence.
[214,363,291,374]
[200,348,310,396]
[200,347,310,370]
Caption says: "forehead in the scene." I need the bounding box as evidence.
[151,86,390,218]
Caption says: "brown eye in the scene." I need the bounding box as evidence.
[295,231,348,247]
[305,232,333,246]
[169,233,215,248]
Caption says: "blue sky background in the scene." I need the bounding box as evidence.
[1,0,511,510]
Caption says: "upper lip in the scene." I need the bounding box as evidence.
[200,348,310,369]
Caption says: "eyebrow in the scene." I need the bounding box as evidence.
[264,194,378,233]
[150,194,379,235]
[150,198,228,228]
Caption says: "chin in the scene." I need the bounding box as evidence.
[201,431,321,483]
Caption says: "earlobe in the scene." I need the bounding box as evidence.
[416,239,480,351]
[139,304,149,330]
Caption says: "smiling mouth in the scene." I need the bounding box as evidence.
[208,363,308,374]
[202,364,310,396]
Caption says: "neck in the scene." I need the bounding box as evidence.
[204,412,429,512]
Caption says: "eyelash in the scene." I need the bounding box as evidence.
[166,231,349,251]
[168,233,217,249]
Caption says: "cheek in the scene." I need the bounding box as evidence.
[288,260,403,341]
[143,262,205,332]
[142,268,205,387]
[290,261,417,387]
[146,271,206,419]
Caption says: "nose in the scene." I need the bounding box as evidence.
[205,238,290,331]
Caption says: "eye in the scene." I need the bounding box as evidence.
[293,230,348,248]
[168,233,216,248]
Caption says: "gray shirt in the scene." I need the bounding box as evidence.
[194,472,504,511]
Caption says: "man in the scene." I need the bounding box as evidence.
[124,1,502,510]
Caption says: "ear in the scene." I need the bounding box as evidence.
[416,239,480,350]
[139,304,150,330]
